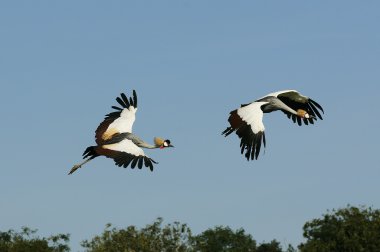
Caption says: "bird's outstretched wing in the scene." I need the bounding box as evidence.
[98,137,157,171]
[222,101,267,160]
[95,90,138,145]
[274,90,324,126]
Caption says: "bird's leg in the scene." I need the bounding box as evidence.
[68,158,92,175]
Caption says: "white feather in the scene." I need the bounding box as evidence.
[237,102,267,134]
[107,106,137,134]
[103,138,145,156]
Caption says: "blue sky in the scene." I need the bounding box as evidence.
[1,1,379,251]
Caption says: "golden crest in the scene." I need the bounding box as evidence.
[154,137,165,146]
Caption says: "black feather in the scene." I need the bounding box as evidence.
[116,97,127,108]
[104,111,122,120]
[262,132,266,148]
[131,158,139,168]
[292,115,297,123]
[297,117,302,126]
[309,102,323,120]
[234,121,266,161]
[306,104,317,118]
[133,90,137,108]
[82,146,98,159]
[129,97,134,107]
[246,141,252,160]
[222,127,234,137]
[144,157,152,168]
[247,139,253,160]
[122,158,133,168]
[255,134,262,160]
[143,157,149,166]
[309,98,324,113]
[121,93,130,108]
[137,157,143,169]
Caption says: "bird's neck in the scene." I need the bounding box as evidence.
[139,142,160,149]
[274,98,298,115]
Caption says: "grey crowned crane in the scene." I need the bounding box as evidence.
[69,90,173,175]
[222,90,324,161]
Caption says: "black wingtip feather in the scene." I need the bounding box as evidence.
[116,97,127,108]
[235,122,265,161]
[309,99,324,113]
[263,132,266,148]
[297,117,302,126]
[129,97,134,107]
[292,115,297,123]
[121,93,130,108]
[123,158,133,168]
[255,134,262,160]
[131,158,139,169]
[309,102,323,120]
[137,157,143,169]
[133,90,137,108]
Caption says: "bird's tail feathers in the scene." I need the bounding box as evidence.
[222,127,235,136]
[222,109,244,137]
[82,146,99,160]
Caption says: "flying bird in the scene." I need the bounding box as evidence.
[69,90,173,175]
[222,90,324,161]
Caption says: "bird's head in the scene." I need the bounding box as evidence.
[154,137,174,149]
[297,109,310,119]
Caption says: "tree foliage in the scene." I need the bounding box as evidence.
[299,205,380,252]
[5,205,380,252]
[257,240,283,252]
[191,226,257,252]
[81,217,192,252]
[81,219,283,252]
[0,227,70,252]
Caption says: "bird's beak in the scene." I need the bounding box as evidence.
[169,144,174,148]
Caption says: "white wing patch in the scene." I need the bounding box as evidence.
[237,102,266,133]
[107,106,137,134]
[103,138,145,156]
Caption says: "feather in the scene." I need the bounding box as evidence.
[137,157,143,169]
[133,90,138,108]
[129,97,134,107]
[154,137,164,146]
[309,98,324,113]
[131,157,139,169]
[116,97,127,108]
[121,93,130,108]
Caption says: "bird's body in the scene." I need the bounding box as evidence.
[222,90,324,161]
[69,90,173,175]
